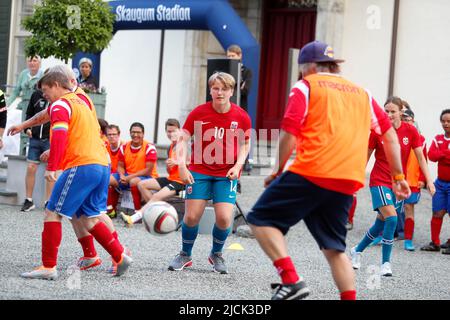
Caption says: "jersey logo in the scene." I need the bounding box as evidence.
[187,186,193,194]
[201,121,211,126]
[230,121,238,131]
[386,193,392,201]
[402,137,409,145]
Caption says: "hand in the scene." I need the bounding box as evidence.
[119,174,128,184]
[40,150,50,162]
[264,173,278,188]
[417,181,425,189]
[226,166,241,180]
[166,158,177,169]
[7,124,24,136]
[427,180,436,197]
[44,170,57,182]
[391,180,411,200]
[26,129,32,138]
[179,166,194,185]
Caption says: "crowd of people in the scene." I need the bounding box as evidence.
[1,41,449,301]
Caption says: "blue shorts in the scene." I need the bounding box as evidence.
[432,179,450,213]
[111,172,150,190]
[185,171,237,204]
[47,164,109,219]
[247,172,353,252]
[404,191,421,205]
[370,186,404,214]
[27,138,50,163]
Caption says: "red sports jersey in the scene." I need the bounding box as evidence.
[369,121,421,188]
[183,101,252,177]
[428,134,450,181]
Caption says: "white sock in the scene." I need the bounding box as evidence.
[26,198,33,202]
[131,210,143,223]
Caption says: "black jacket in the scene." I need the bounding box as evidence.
[0,90,6,129]
[25,89,50,139]
[239,65,252,111]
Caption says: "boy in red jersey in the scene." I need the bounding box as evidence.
[168,72,251,274]
[246,41,410,300]
[421,109,450,254]
[8,70,132,280]
[351,97,434,277]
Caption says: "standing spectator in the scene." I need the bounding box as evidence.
[0,89,7,150]
[20,87,51,212]
[226,45,252,112]
[77,57,98,92]
[7,56,43,110]
[421,109,450,254]
[246,41,409,300]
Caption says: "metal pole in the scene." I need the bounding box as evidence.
[154,29,165,143]
[388,0,400,96]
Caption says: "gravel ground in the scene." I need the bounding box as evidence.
[1,174,449,300]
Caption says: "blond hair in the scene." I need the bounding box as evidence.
[208,72,236,90]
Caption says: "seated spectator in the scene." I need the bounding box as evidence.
[107,122,158,217]
[120,119,186,226]
[77,57,98,92]
[98,118,109,144]
[105,124,123,175]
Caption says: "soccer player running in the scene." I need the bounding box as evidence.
[421,109,450,254]
[246,41,410,300]
[168,72,251,274]
[120,118,185,226]
[351,96,435,276]
[8,69,132,280]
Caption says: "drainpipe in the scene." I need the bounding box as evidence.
[154,30,165,143]
[388,0,400,96]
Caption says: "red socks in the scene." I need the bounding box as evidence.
[112,231,119,241]
[130,186,142,210]
[42,221,62,268]
[89,222,124,263]
[273,257,299,285]
[404,218,415,240]
[78,235,97,258]
[431,217,443,245]
[107,187,119,212]
[340,290,356,300]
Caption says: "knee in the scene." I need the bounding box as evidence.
[137,180,147,191]
[27,163,38,173]
[129,178,140,187]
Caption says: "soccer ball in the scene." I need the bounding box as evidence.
[142,201,179,235]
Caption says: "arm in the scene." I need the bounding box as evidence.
[7,108,50,136]
[428,139,445,163]
[414,146,435,196]
[367,148,374,166]
[381,127,411,200]
[226,138,250,180]
[46,103,70,180]
[6,71,25,105]
[265,130,297,187]
[240,68,252,96]
[176,129,194,184]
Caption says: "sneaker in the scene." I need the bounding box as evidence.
[368,236,382,247]
[404,239,415,251]
[345,222,353,231]
[21,199,35,212]
[107,247,132,274]
[20,266,58,280]
[208,252,228,274]
[420,242,441,252]
[350,246,361,270]
[271,281,310,300]
[120,212,133,227]
[441,247,450,255]
[440,239,450,249]
[168,251,193,271]
[44,201,49,209]
[77,256,102,271]
[113,254,133,277]
[380,262,392,277]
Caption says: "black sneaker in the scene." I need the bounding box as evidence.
[420,242,441,252]
[440,239,450,249]
[21,199,35,212]
[271,281,310,300]
[442,247,450,255]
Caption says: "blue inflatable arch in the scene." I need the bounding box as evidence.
[74,0,260,126]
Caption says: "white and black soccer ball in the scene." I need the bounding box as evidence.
[142,201,179,236]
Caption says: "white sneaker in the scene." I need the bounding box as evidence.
[380,262,392,277]
[350,247,361,270]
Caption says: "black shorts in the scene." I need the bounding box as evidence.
[247,171,352,252]
[156,177,185,195]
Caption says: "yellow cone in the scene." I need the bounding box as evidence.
[226,243,244,251]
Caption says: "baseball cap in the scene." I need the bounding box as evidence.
[402,109,415,119]
[298,41,345,64]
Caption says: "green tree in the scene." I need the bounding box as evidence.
[22,0,115,62]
